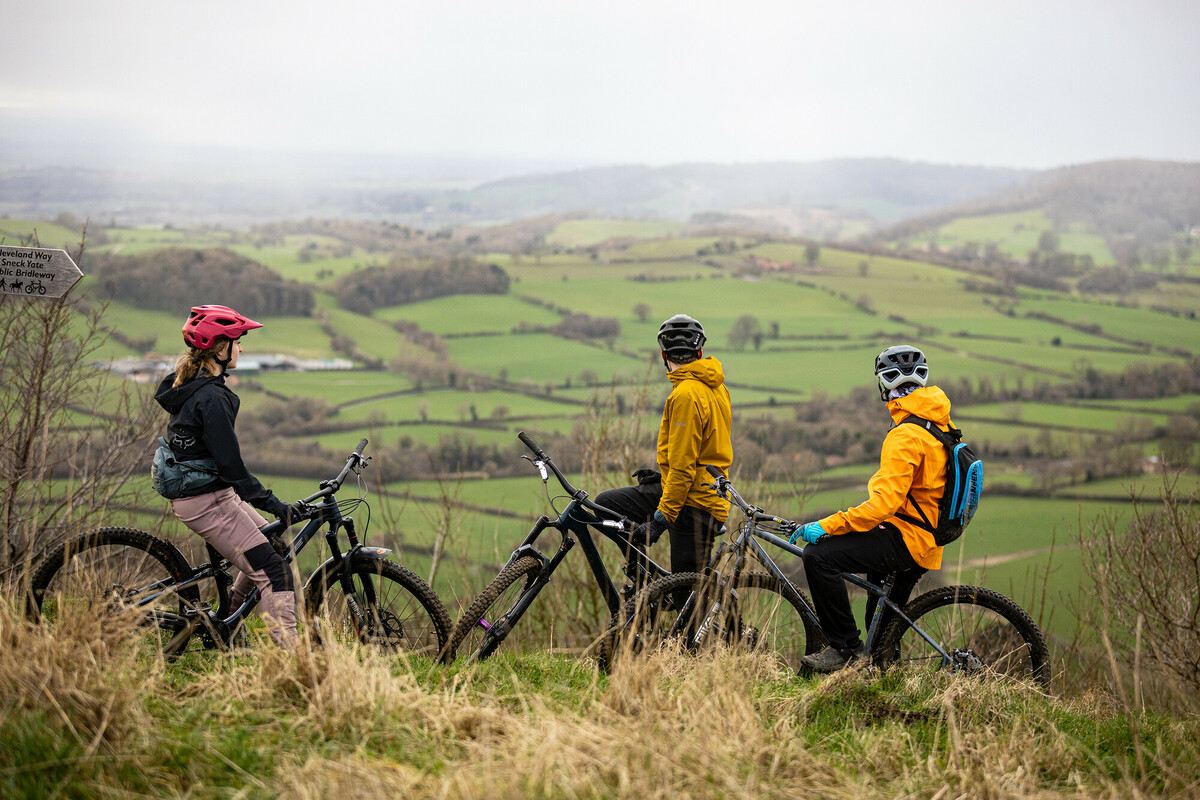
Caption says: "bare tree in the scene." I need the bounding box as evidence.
[1,228,161,583]
[1080,472,1200,708]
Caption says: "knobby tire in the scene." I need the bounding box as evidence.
[877,584,1049,687]
[446,555,542,662]
[27,527,202,655]
[305,556,452,659]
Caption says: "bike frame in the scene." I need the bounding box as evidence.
[465,432,672,661]
[137,440,393,644]
[676,471,953,666]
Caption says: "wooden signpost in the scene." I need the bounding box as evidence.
[0,246,84,299]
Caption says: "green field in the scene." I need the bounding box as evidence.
[374,294,562,334]
[0,218,89,249]
[1016,295,1200,353]
[901,209,1116,265]
[546,218,684,247]
[959,401,1170,430]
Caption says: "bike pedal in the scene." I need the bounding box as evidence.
[184,602,213,619]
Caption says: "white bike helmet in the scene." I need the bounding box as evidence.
[874,345,928,401]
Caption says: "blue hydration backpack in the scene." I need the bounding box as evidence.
[895,416,982,546]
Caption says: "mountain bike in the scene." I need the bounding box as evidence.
[606,467,1049,687]
[444,431,673,663]
[27,439,453,658]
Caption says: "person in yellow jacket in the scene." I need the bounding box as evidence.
[596,314,732,594]
[792,344,951,672]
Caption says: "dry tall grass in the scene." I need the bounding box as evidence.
[0,597,159,772]
[6,589,1200,798]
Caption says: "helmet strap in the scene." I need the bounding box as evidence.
[213,338,236,373]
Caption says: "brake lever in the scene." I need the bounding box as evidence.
[703,479,729,499]
[521,454,550,483]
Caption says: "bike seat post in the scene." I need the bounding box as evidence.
[864,572,898,648]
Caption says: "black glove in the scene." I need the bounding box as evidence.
[631,468,662,486]
[282,501,311,526]
[630,518,668,546]
[263,494,290,521]
[266,495,310,526]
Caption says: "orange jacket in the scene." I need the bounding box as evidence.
[656,357,733,523]
[817,386,954,569]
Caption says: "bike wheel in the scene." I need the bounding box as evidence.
[446,555,541,662]
[305,556,453,659]
[601,571,822,671]
[876,585,1049,688]
[27,528,200,652]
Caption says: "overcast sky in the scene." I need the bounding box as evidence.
[3,0,1198,170]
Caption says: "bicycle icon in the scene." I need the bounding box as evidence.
[25,280,47,295]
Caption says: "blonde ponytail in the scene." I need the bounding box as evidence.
[172,336,230,386]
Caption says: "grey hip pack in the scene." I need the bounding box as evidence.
[151,437,221,499]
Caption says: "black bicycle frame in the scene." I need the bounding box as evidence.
[478,498,671,655]
[133,452,388,640]
[465,431,672,660]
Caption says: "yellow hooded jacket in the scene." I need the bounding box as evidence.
[655,356,733,524]
[817,386,955,570]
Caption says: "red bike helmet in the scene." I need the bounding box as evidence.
[182,305,263,350]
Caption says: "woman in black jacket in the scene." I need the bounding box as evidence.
[155,304,301,647]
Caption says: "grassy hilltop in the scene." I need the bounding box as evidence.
[3,598,1199,799]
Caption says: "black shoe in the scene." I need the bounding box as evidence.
[800,643,867,673]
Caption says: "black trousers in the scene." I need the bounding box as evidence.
[594,484,722,581]
[801,524,925,652]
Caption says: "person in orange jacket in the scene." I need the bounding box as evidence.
[596,314,732,595]
[791,344,952,672]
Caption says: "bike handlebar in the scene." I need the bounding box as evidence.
[301,439,370,505]
[517,430,545,459]
[516,430,628,527]
[703,468,798,533]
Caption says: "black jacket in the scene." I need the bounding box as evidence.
[154,371,286,516]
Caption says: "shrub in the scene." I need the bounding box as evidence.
[1080,473,1200,704]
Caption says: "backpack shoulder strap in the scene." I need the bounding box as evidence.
[895,490,935,533]
[893,415,962,535]
[899,414,962,445]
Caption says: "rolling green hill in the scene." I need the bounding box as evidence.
[879,159,1200,274]
[10,210,1200,652]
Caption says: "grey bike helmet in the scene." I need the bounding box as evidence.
[657,314,706,361]
[874,344,928,401]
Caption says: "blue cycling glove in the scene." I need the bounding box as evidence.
[788,521,826,545]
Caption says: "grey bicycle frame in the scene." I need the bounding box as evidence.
[686,476,954,666]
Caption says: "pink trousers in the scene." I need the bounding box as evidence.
[171,487,297,647]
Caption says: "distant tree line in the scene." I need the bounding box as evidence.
[250,215,565,264]
[86,247,314,317]
[550,313,620,342]
[250,219,417,253]
[334,257,510,314]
